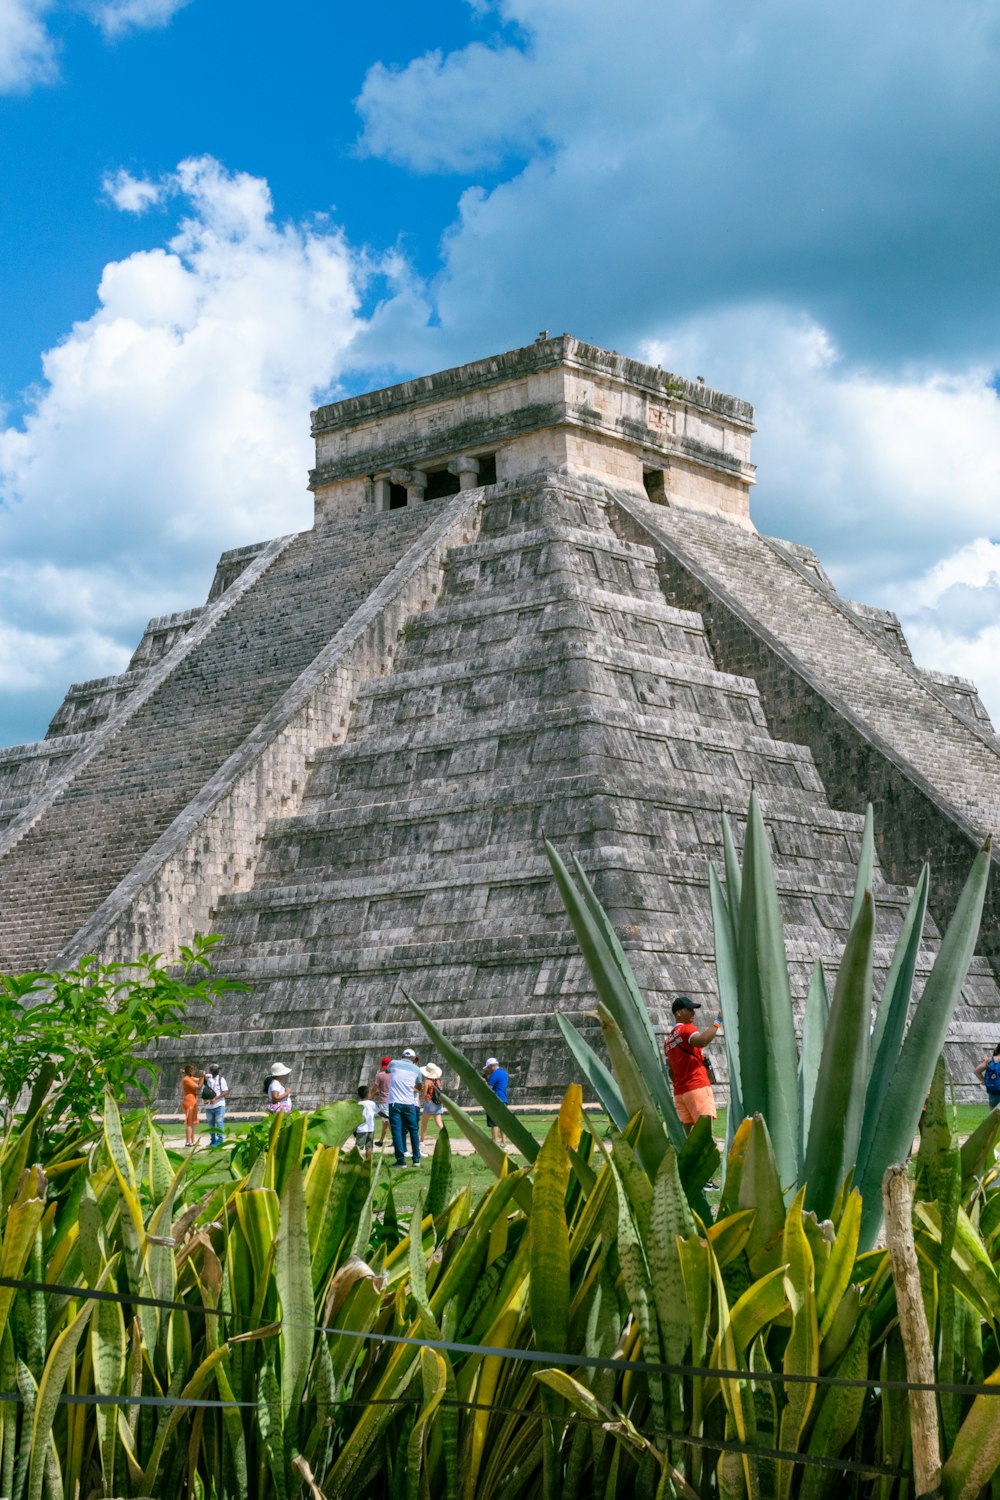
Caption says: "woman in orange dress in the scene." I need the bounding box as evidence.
[181,1063,203,1147]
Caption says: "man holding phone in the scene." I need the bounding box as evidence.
[664,996,721,1134]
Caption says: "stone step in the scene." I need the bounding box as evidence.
[348,639,768,738]
[394,582,714,670]
[251,772,869,883]
[0,504,440,970]
[641,499,1000,833]
[302,704,826,813]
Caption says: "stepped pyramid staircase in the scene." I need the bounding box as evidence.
[0,506,435,972]
[176,476,997,1105]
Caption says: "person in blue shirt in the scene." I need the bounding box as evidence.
[387,1049,423,1166]
[483,1056,509,1146]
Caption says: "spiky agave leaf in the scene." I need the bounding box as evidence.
[850,806,875,929]
[546,842,677,1130]
[859,864,929,1166]
[555,1012,629,1131]
[709,864,742,1119]
[735,792,800,1197]
[798,960,829,1166]
[857,837,992,1249]
[802,892,874,1221]
[721,812,743,935]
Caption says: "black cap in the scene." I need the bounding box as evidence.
[671,995,700,1014]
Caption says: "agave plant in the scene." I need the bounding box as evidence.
[541,792,991,1247]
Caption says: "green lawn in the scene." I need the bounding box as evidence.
[150,1099,998,1222]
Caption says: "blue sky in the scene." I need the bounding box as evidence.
[2,0,999,746]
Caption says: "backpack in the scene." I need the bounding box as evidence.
[984,1059,1000,1092]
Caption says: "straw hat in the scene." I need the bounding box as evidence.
[270,1062,291,1077]
[421,1064,443,1080]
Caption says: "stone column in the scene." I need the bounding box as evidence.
[447,455,481,491]
[372,475,392,511]
[391,467,428,504]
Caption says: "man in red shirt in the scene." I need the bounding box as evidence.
[664,995,722,1132]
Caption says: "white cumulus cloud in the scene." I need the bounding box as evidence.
[85,0,192,39]
[0,0,56,92]
[102,168,165,214]
[0,156,389,744]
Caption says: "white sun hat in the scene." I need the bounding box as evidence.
[421,1064,443,1080]
[270,1062,291,1077]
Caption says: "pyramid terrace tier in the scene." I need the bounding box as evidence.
[242,771,876,884]
[217,839,932,953]
[297,703,828,815]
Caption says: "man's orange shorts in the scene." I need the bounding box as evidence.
[674,1086,717,1125]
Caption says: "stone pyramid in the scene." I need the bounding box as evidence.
[1,336,997,1106]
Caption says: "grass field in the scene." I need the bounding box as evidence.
[156,1099,998,1221]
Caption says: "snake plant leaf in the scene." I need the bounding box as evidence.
[776,1190,819,1500]
[941,1360,1000,1500]
[706,1210,756,1268]
[802,891,874,1221]
[0,1165,46,1354]
[406,1347,448,1500]
[436,1093,533,1216]
[959,1105,1000,1194]
[677,1122,722,1200]
[719,1116,754,1219]
[798,960,828,1162]
[815,1188,861,1340]
[850,805,874,929]
[712,1264,790,1378]
[736,792,801,1196]
[799,1309,872,1500]
[28,1268,112,1500]
[709,864,742,1118]
[276,1161,315,1424]
[555,1012,629,1130]
[424,1123,453,1219]
[913,1201,1000,1320]
[648,1148,696,1363]
[404,991,537,1162]
[857,836,991,1249]
[710,1242,761,1500]
[529,1122,571,1357]
[860,863,929,1165]
[739,1116,787,1278]
[546,841,677,1130]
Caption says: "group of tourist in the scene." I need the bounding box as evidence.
[355,1050,509,1166]
[178,1018,1000,1155]
[176,1047,507,1160]
[179,1058,294,1146]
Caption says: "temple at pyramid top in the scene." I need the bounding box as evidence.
[308,333,756,527]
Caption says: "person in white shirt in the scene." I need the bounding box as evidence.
[355,1085,376,1156]
[203,1064,228,1147]
[387,1049,423,1166]
[265,1062,293,1115]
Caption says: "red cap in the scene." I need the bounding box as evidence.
[380,1056,391,1068]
